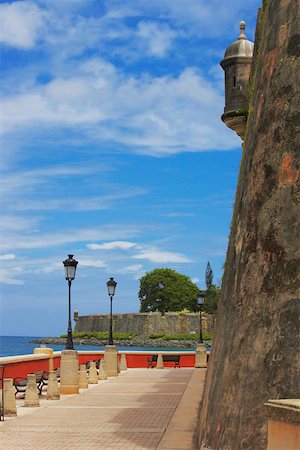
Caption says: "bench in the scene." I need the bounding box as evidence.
[42,367,60,385]
[14,371,45,396]
[85,359,102,371]
[13,368,60,397]
[147,354,180,368]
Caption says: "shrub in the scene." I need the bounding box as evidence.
[60,331,137,340]
[149,332,213,341]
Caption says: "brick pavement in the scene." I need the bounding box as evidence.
[0,368,206,450]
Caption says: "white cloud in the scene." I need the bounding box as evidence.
[104,0,258,39]
[0,1,47,49]
[77,259,106,268]
[133,248,191,263]
[1,66,238,154]
[117,264,143,274]
[0,253,16,261]
[0,268,24,285]
[0,165,145,213]
[87,241,137,250]
[137,21,176,57]
[191,277,199,284]
[161,212,194,218]
[0,225,140,251]
[9,190,146,212]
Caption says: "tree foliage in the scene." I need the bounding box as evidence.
[203,262,220,314]
[205,261,213,289]
[139,268,199,314]
[203,284,221,314]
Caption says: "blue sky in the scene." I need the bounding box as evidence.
[0,0,260,336]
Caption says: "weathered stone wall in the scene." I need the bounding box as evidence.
[74,312,214,335]
[198,1,300,449]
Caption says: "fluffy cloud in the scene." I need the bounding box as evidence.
[104,0,258,38]
[137,21,176,57]
[117,264,143,273]
[0,268,24,285]
[0,225,140,251]
[77,259,106,268]
[133,248,191,263]
[0,1,47,49]
[0,253,16,261]
[87,241,137,250]
[1,65,238,154]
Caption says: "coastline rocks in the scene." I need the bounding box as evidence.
[30,337,199,348]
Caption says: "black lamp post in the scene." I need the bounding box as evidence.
[63,254,78,350]
[106,277,117,345]
[197,291,205,344]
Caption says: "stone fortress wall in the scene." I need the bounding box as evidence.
[74,312,214,336]
[198,1,300,448]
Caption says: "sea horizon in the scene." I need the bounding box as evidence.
[0,335,195,358]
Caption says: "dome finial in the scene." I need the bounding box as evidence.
[238,20,247,40]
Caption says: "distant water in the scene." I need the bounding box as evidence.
[0,336,195,358]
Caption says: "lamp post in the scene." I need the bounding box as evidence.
[63,254,78,350]
[197,291,205,344]
[106,277,117,345]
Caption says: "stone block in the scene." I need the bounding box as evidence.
[120,353,127,371]
[88,361,98,384]
[98,359,107,380]
[104,345,118,377]
[60,350,79,395]
[195,344,207,368]
[156,353,164,369]
[2,378,17,416]
[47,371,60,400]
[78,364,88,389]
[24,374,39,407]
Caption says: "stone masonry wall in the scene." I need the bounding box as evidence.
[74,312,214,336]
[198,1,300,449]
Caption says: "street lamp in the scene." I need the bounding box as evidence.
[197,291,206,344]
[63,254,78,350]
[106,277,117,345]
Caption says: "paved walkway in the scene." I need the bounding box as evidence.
[0,368,206,450]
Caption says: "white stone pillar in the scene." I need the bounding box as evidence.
[104,345,118,377]
[60,350,79,395]
[2,379,17,416]
[195,344,207,368]
[88,361,98,384]
[24,374,40,407]
[120,354,128,371]
[98,359,107,380]
[78,364,89,389]
[157,353,164,369]
[47,371,60,400]
[34,347,54,371]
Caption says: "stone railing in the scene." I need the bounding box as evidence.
[0,349,204,379]
[264,399,300,450]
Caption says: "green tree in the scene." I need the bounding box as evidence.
[139,268,199,314]
[203,284,221,314]
[205,261,213,289]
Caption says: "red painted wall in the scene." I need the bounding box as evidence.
[123,353,196,368]
[78,354,104,366]
[2,358,51,379]
[0,351,200,379]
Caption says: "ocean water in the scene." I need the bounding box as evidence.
[0,336,195,358]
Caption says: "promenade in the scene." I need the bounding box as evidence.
[0,368,206,450]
